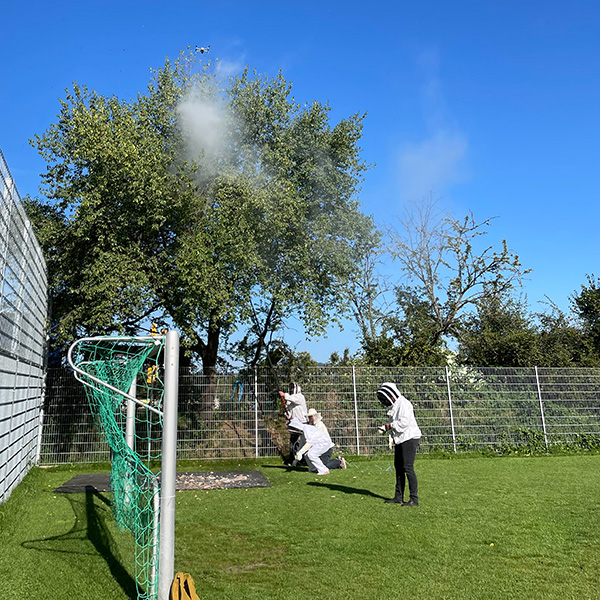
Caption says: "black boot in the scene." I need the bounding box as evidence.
[402,499,419,507]
[384,497,403,504]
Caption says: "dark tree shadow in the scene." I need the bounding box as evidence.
[22,490,138,599]
[306,481,387,499]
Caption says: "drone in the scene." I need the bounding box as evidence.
[195,45,210,54]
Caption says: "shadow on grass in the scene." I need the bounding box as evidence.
[22,490,137,599]
[306,481,387,499]
[261,464,306,472]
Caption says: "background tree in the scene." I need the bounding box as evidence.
[536,300,599,366]
[30,73,197,352]
[457,292,539,367]
[571,275,600,356]
[28,51,375,375]
[382,201,530,363]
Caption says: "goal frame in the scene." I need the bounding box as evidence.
[67,330,179,600]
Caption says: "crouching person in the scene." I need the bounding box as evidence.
[288,418,346,474]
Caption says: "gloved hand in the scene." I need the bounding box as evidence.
[296,442,311,461]
[378,423,391,434]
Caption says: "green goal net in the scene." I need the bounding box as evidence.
[68,333,177,600]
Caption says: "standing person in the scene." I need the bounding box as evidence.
[279,382,308,462]
[376,382,422,506]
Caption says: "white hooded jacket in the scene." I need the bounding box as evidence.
[284,383,308,422]
[307,409,329,435]
[288,417,334,474]
[384,384,422,445]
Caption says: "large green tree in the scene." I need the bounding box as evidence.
[28,51,375,373]
[30,66,198,353]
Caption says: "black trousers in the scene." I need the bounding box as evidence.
[290,432,301,460]
[393,437,420,502]
[306,447,341,471]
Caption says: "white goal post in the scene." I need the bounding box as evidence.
[67,330,179,600]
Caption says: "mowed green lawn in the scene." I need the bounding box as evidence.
[1,454,599,600]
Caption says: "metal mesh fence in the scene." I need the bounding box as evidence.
[40,365,600,464]
[0,148,48,502]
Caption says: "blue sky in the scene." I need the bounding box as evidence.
[2,1,599,362]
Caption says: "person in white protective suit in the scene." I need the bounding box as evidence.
[306,408,347,469]
[307,408,328,433]
[279,383,308,462]
[376,382,422,506]
[288,417,346,473]
[280,382,308,422]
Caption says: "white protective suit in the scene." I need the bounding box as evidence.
[284,383,308,423]
[385,385,422,445]
[307,408,329,435]
[288,417,334,474]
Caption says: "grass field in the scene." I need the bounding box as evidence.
[1,454,599,600]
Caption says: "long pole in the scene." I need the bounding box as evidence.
[158,331,179,600]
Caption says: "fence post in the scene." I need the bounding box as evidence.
[254,368,259,458]
[534,366,549,448]
[352,366,360,456]
[445,366,457,453]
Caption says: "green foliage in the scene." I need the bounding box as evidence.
[29,71,198,345]
[388,206,529,349]
[535,302,599,367]
[327,348,358,366]
[28,51,375,372]
[572,274,600,354]
[361,286,449,366]
[457,293,540,367]
[354,203,531,367]
[453,428,600,457]
[456,289,600,368]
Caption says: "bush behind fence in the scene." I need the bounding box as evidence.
[40,365,600,464]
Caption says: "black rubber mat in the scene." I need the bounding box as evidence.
[54,470,271,493]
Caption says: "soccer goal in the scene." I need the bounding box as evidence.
[67,331,179,600]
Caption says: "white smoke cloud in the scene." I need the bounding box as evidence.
[176,93,229,172]
[397,49,469,202]
[398,130,468,201]
[214,57,244,79]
